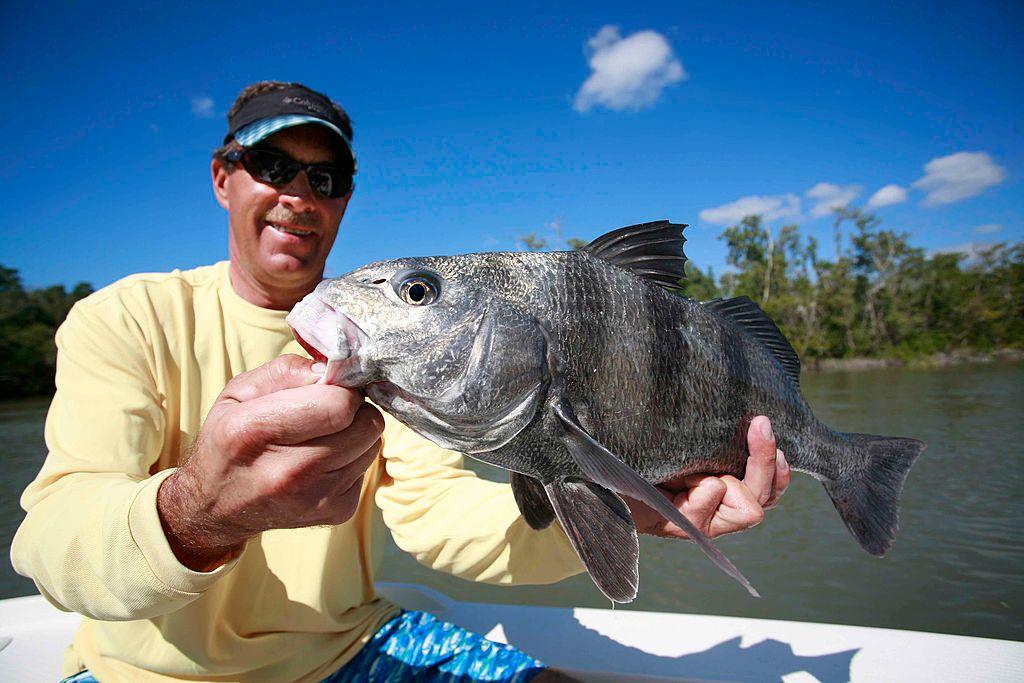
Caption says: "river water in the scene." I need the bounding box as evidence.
[2,363,1021,641]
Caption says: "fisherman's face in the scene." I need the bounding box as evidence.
[212,124,351,292]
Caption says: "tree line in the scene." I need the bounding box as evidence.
[0,266,93,399]
[679,209,1023,360]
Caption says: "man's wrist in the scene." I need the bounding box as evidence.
[157,469,246,572]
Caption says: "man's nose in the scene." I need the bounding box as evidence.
[278,170,318,213]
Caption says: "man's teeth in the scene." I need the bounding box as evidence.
[270,223,314,237]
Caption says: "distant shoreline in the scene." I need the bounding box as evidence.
[804,348,1024,372]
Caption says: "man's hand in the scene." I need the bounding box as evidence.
[626,415,790,539]
[157,354,384,571]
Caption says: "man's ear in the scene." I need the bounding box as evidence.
[211,157,231,210]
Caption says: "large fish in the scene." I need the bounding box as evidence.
[287,221,924,602]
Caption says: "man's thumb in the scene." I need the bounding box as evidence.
[220,354,324,403]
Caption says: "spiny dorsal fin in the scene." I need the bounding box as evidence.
[703,296,801,387]
[582,220,688,291]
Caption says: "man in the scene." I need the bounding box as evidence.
[12,81,789,682]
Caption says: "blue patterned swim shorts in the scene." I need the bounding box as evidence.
[59,610,545,683]
[325,610,546,682]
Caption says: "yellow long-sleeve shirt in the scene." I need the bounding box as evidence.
[11,261,582,682]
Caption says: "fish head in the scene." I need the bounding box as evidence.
[287,255,550,452]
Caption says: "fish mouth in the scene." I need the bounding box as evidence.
[286,292,372,387]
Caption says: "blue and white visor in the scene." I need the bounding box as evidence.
[234,114,355,171]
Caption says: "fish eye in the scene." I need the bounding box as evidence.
[397,275,439,305]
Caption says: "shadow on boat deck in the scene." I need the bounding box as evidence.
[452,606,859,682]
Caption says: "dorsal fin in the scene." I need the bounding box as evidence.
[582,220,688,291]
[702,296,801,386]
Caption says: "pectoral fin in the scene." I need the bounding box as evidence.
[545,479,639,603]
[510,471,555,530]
[552,398,760,598]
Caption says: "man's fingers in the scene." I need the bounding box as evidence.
[712,475,764,536]
[310,442,381,526]
[220,354,324,404]
[285,423,382,475]
[223,384,372,449]
[310,416,385,473]
[764,450,791,509]
[743,416,778,506]
[632,415,787,540]
[316,474,367,526]
[325,438,381,484]
[677,475,727,536]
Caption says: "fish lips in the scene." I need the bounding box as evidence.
[286,291,373,387]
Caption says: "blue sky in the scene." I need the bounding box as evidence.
[2,1,1021,289]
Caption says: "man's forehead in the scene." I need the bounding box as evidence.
[259,125,344,164]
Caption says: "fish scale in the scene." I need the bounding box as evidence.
[521,253,768,482]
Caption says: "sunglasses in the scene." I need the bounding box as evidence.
[225,148,354,198]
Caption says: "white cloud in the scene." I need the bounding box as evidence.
[973,223,1003,235]
[866,184,908,209]
[699,194,801,225]
[191,96,215,119]
[805,182,861,217]
[574,25,686,113]
[912,151,1006,206]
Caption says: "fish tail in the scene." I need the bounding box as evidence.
[822,433,925,556]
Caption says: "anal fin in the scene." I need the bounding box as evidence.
[510,471,555,530]
[545,479,639,603]
[552,398,760,598]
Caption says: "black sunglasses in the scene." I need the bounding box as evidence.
[225,148,354,198]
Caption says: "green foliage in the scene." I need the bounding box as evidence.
[679,262,721,301]
[715,210,1024,359]
[0,266,93,398]
[517,233,548,251]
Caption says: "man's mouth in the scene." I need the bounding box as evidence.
[267,221,316,238]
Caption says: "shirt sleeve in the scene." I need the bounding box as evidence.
[10,294,237,621]
[374,416,584,586]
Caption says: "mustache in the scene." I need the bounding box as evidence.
[264,207,322,230]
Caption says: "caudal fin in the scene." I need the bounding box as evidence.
[823,433,925,556]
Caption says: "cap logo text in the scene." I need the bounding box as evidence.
[282,96,330,118]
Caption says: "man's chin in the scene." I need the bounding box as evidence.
[260,230,320,264]
[259,249,324,279]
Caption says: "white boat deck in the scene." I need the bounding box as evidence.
[2,583,1022,682]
